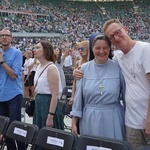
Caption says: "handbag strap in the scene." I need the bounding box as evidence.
[34,62,53,89]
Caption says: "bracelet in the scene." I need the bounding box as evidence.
[48,112,55,116]
[0,61,4,65]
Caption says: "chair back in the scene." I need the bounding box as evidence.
[60,86,72,100]
[75,135,132,150]
[137,146,150,150]
[4,121,38,145]
[33,127,77,150]
[0,116,10,136]
[0,115,10,148]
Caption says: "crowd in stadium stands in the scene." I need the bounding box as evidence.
[0,0,149,49]
[0,1,150,149]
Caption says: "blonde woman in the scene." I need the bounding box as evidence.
[23,50,34,97]
[70,40,89,105]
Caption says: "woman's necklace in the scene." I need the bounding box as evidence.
[99,84,104,95]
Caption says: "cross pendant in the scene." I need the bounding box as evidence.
[99,84,103,95]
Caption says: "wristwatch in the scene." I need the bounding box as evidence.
[0,61,4,65]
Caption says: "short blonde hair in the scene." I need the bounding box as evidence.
[103,18,123,32]
[25,50,33,58]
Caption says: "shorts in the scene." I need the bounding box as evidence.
[126,126,150,150]
[24,75,29,87]
[29,71,35,86]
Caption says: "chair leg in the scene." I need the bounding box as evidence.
[21,108,26,123]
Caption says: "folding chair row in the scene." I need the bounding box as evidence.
[33,129,133,150]
[0,119,76,150]
[33,127,134,150]
[0,116,133,150]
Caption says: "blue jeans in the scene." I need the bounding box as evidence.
[0,94,26,150]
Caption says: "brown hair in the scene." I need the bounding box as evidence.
[55,48,62,64]
[40,40,55,63]
[103,19,123,32]
[25,50,33,58]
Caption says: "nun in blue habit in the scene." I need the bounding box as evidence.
[71,33,126,140]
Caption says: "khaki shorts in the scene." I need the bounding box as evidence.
[126,126,150,150]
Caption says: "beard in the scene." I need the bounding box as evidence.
[1,43,9,47]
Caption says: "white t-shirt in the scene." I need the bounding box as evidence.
[113,41,150,129]
[63,55,72,67]
[31,59,40,72]
[23,58,34,75]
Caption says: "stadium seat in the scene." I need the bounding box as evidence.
[32,127,77,150]
[75,135,132,150]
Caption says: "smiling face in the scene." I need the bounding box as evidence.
[103,19,131,54]
[93,38,110,64]
[105,23,129,51]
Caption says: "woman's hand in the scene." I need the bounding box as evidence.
[72,117,79,135]
[72,123,78,135]
[46,114,54,128]
[69,98,74,105]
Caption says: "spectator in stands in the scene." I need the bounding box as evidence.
[69,40,89,134]
[22,49,34,97]
[71,33,126,140]
[33,40,64,131]
[0,28,26,150]
[54,46,69,94]
[103,18,150,150]
[28,58,40,98]
[70,40,89,105]
[71,42,80,69]
[63,49,72,69]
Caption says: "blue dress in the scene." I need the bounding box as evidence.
[71,59,126,140]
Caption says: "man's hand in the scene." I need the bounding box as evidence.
[73,67,83,80]
[0,51,3,62]
[145,120,150,135]
[145,95,150,135]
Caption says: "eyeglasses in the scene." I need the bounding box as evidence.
[34,46,42,49]
[0,34,11,38]
[108,27,123,41]
[78,47,84,51]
